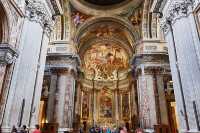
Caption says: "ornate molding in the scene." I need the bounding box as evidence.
[78,36,133,58]
[0,43,19,64]
[160,0,194,34]
[74,16,136,46]
[46,0,63,15]
[46,53,80,75]
[25,0,54,36]
[132,53,170,76]
[81,78,131,91]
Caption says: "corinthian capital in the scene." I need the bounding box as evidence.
[25,0,54,36]
[160,0,194,34]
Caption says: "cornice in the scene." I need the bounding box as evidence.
[46,53,80,74]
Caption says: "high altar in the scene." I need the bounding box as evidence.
[75,42,138,128]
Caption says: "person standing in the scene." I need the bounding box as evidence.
[20,125,29,133]
[79,126,83,133]
[135,128,144,133]
[89,127,95,133]
[32,125,41,133]
[122,127,127,133]
[106,128,111,133]
[11,125,18,133]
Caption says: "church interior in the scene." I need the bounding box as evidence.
[0,0,200,133]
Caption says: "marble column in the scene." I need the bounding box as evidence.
[156,75,169,126]
[114,90,119,126]
[136,68,169,130]
[46,51,79,132]
[74,83,81,116]
[55,69,76,133]
[46,73,58,122]
[137,73,157,128]
[132,39,170,131]
[131,82,138,128]
[93,90,97,124]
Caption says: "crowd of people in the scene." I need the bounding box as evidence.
[10,124,41,133]
[80,125,144,133]
[5,124,144,133]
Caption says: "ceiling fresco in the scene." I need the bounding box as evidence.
[83,42,129,81]
[78,22,134,54]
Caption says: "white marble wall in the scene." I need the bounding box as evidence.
[156,75,168,125]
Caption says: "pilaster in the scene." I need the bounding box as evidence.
[0,43,18,93]
[0,43,18,126]
[46,73,58,123]
[46,47,80,132]
[132,39,170,131]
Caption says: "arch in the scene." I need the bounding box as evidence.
[79,36,133,58]
[74,16,138,49]
[0,1,12,43]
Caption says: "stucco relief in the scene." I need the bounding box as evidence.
[160,0,194,34]
[25,0,54,35]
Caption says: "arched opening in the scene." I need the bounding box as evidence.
[75,18,138,129]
